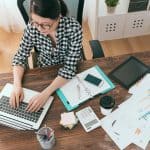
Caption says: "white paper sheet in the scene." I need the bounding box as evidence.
[101,108,133,150]
[129,73,150,94]
[119,90,150,108]
[101,90,150,150]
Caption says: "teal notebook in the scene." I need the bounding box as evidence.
[56,65,115,111]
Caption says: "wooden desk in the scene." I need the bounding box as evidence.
[0,51,149,150]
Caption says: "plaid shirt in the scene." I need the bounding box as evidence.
[12,16,83,79]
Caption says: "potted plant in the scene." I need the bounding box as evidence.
[105,0,119,13]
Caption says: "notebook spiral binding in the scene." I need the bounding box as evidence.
[76,75,93,98]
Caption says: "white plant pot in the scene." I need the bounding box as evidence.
[107,6,116,13]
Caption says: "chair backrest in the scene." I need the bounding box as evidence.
[64,0,79,19]
[17,0,84,25]
[17,0,29,24]
[23,0,30,17]
[64,0,84,25]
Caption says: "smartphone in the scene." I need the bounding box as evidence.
[84,74,102,86]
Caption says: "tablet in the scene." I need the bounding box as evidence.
[109,56,149,89]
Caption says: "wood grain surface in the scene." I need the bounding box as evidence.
[0,51,149,150]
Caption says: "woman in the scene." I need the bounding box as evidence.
[10,0,82,112]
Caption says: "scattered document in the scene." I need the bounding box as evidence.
[101,74,150,150]
[101,108,132,149]
[129,73,150,94]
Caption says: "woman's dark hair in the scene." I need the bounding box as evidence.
[30,0,68,19]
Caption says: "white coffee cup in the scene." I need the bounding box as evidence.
[100,96,115,116]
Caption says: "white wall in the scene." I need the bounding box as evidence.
[0,0,26,32]
[83,0,98,39]
[83,0,89,21]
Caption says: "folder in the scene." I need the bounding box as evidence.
[56,65,115,111]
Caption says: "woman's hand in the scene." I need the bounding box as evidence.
[26,76,68,112]
[26,90,50,112]
[9,85,24,108]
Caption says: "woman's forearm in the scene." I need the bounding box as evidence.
[13,66,25,87]
[43,76,68,96]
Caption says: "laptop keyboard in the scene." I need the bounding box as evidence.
[0,96,43,123]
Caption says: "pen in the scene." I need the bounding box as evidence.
[36,130,54,141]
[112,120,116,127]
[77,84,81,99]
[45,124,48,137]
[114,132,120,136]
[47,130,54,140]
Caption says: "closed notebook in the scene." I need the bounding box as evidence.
[56,65,115,111]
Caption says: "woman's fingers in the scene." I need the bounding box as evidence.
[30,102,41,112]
[26,98,34,111]
[20,92,24,102]
[15,93,20,108]
[26,92,49,112]
[10,92,19,108]
[35,103,43,112]
[9,87,24,108]
[9,93,15,107]
[26,96,44,112]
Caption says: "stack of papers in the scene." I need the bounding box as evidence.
[60,112,78,129]
[101,73,150,150]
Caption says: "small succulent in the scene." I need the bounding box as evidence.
[105,0,119,7]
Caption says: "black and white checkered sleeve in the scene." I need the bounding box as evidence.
[58,25,83,79]
[12,24,34,68]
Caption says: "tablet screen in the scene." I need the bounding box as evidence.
[109,56,149,89]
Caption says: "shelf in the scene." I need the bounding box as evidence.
[87,0,150,40]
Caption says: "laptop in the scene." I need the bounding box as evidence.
[0,83,54,130]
